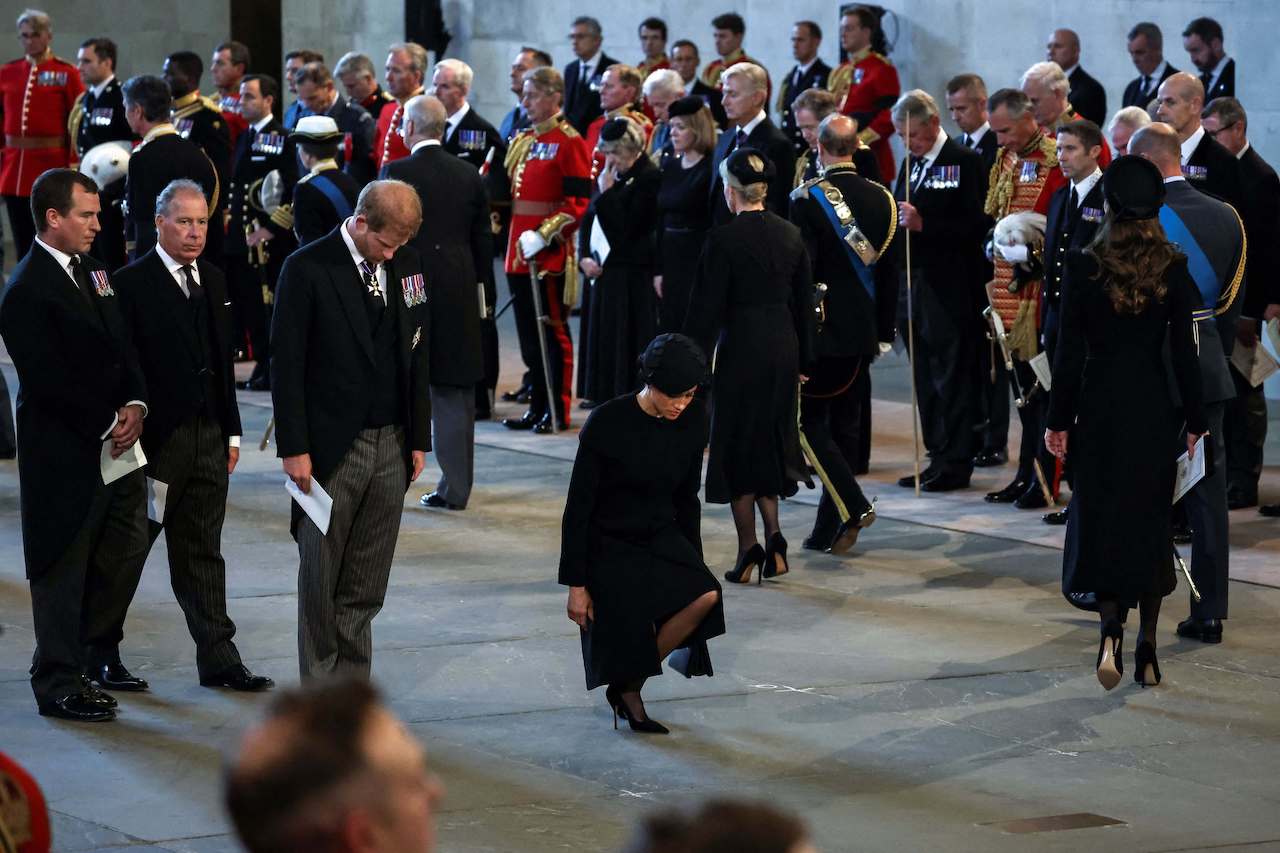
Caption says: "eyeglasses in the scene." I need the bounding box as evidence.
[1204,122,1237,138]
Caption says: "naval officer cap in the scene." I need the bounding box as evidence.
[289,115,343,144]
[723,146,775,185]
[1103,155,1165,222]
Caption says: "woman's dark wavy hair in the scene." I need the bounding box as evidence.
[1086,213,1184,314]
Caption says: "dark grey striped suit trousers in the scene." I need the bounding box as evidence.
[147,415,242,677]
[297,425,407,679]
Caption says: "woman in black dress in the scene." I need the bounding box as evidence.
[560,334,724,733]
[1045,156,1206,691]
[654,96,716,332]
[685,148,815,585]
[579,117,662,407]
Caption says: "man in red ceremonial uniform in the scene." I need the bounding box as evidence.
[375,42,427,171]
[584,64,653,175]
[830,6,899,183]
[501,66,591,435]
[982,88,1067,510]
[211,40,250,144]
[1,9,82,258]
[700,12,769,99]
[637,17,670,78]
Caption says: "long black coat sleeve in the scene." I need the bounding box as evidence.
[1167,262,1208,436]
[1046,261,1087,432]
[558,437,601,588]
[269,252,315,458]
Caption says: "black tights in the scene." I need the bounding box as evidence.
[730,494,780,557]
[1098,594,1163,647]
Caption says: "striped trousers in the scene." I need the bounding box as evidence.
[297,425,407,680]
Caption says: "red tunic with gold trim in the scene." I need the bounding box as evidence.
[830,48,899,183]
[984,132,1068,353]
[217,90,249,145]
[503,113,591,281]
[375,88,424,171]
[637,56,670,78]
[698,48,771,100]
[585,106,654,177]
[0,52,82,196]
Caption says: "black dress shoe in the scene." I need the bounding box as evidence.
[985,478,1030,503]
[1261,504,1280,518]
[419,491,463,510]
[236,375,270,392]
[532,413,557,434]
[921,471,971,492]
[78,677,118,708]
[801,533,831,552]
[578,399,598,410]
[828,503,877,555]
[1226,490,1258,510]
[39,693,116,722]
[502,411,539,430]
[1013,482,1048,509]
[200,663,275,691]
[1043,508,1068,525]
[1176,617,1223,644]
[973,448,1008,467]
[1172,521,1193,544]
[500,386,528,403]
[897,468,938,488]
[1065,591,1099,612]
[90,662,149,692]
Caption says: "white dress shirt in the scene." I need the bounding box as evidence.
[1071,167,1103,205]
[411,138,442,154]
[963,122,989,149]
[445,101,470,141]
[1202,55,1231,95]
[1180,125,1205,166]
[341,218,388,305]
[90,74,115,99]
[735,110,767,139]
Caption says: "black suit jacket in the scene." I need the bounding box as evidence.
[1186,130,1244,212]
[0,246,145,576]
[382,144,493,386]
[125,132,219,261]
[1163,179,1246,404]
[1238,146,1280,317]
[324,93,378,186]
[892,137,988,318]
[778,59,832,153]
[563,53,619,135]
[789,164,899,356]
[292,168,361,247]
[1067,66,1107,126]
[1042,178,1105,313]
[690,79,728,128]
[113,249,242,454]
[969,127,998,173]
[709,116,796,225]
[1121,62,1177,109]
[444,106,506,172]
[74,77,134,157]
[1203,58,1235,101]
[270,227,432,484]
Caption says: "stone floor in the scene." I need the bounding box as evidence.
[3,302,1280,852]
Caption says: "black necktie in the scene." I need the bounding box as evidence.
[68,254,96,311]
[1140,75,1151,96]
[734,128,746,150]
[962,133,972,148]
[1199,70,1213,93]
[181,264,203,301]
[1069,187,1080,213]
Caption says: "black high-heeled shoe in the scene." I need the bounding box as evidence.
[725,544,765,585]
[1096,619,1124,691]
[762,532,789,578]
[1134,641,1162,687]
[605,684,669,734]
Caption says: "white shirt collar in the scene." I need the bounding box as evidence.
[737,110,767,137]
[1180,125,1205,165]
[1237,141,1251,160]
[34,236,77,284]
[411,138,442,153]
[795,58,817,77]
[1060,63,1078,78]
[155,242,200,292]
[90,74,115,99]
[1163,175,1187,184]
[1206,54,1230,81]
[579,51,602,72]
[683,78,696,94]
[1141,60,1168,84]
[1072,167,1102,199]
[340,217,388,304]
[921,127,949,164]
[251,115,273,133]
[966,123,989,145]
[446,100,470,138]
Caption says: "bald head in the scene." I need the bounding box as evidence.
[1128,122,1182,177]
[817,113,860,164]
[1155,71,1205,138]
[403,93,447,145]
[1047,28,1081,69]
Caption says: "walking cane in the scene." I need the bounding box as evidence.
[903,113,924,497]
[525,256,561,433]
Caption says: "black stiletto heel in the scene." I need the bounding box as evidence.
[605,685,620,729]
[762,532,789,579]
[606,683,669,734]
[725,544,765,585]
[1134,641,1162,687]
[1096,618,1124,691]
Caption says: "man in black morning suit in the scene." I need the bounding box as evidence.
[1202,98,1280,510]
[1036,120,1106,526]
[383,96,493,511]
[0,170,150,721]
[113,180,274,692]
[1046,29,1106,127]
[71,37,134,271]
[1156,73,1242,211]
[271,180,432,679]
[891,90,987,491]
[1122,22,1178,110]
[1132,124,1246,644]
[563,17,619,135]
[122,75,218,261]
[777,21,831,154]
[790,114,899,554]
[1183,17,1235,101]
[710,62,794,225]
[224,74,296,391]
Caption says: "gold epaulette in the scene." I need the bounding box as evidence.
[504,129,535,180]
[868,51,893,66]
[791,172,822,201]
[67,92,85,158]
[1218,205,1247,316]
[828,63,853,101]
[202,94,221,112]
[556,115,581,138]
[270,203,294,231]
[1036,132,1059,166]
